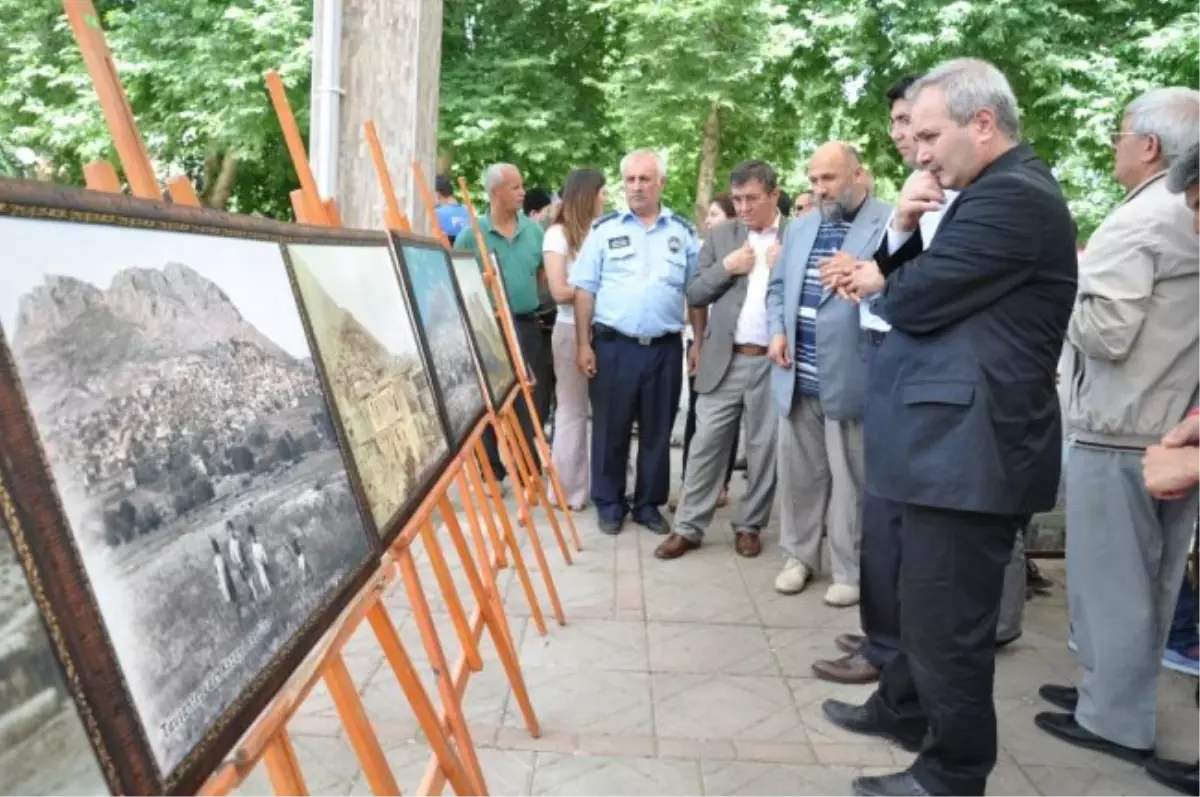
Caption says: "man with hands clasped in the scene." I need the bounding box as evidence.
[764,141,891,607]
[654,161,787,561]
[817,59,1077,797]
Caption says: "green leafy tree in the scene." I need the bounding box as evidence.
[439,0,623,195]
[0,0,310,217]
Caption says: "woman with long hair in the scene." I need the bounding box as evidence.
[543,168,607,510]
[670,193,741,511]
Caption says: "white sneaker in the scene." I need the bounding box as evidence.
[824,582,861,607]
[775,557,811,594]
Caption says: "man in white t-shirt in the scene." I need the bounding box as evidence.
[653,161,786,561]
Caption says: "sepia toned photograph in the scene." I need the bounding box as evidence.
[0,500,110,796]
[397,241,486,444]
[287,243,449,536]
[0,214,375,779]
[449,251,516,405]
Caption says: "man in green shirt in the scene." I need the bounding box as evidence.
[455,163,552,482]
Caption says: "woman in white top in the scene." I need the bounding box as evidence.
[543,168,607,510]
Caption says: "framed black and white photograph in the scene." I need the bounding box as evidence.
[393,236,488,446]
[449,249,516,406]
[0,181,379,794]
[285,242,451,542]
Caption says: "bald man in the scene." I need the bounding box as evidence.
[765,142,892,606]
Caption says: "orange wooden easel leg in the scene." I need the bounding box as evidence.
[465,451,549,638]
[475,437,566,627]
[277,729,309,792]
[263,731,309,796]
[514,383,583,554]
[436,496,540,737]
[421,516,485,673]
[458,466,548,636]
[323,652,400,796]
[367,603,474,796]
[501,407,573,566]
[395,550,489,795]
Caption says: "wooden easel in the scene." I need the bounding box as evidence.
[64,6,544,795]
[263,73,559,794]
[446,176,584,560]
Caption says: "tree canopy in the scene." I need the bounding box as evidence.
[1,0,1195,238]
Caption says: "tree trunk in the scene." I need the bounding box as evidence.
[694,103,720,230]
[436,144,454,179]
[205,151,238,210]
[337,0,444,233]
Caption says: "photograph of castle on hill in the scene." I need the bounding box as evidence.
[287,243,448,535]
[0,510,110,796]
[450,251,515,404]
[0,215,374,778]
[399,242,486,444]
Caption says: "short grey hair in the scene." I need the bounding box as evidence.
[483,163,518,194]
[1167,142,1199,194]
[620,148,667,180]
[909,58,1021,140]
[1124,88,1200,166]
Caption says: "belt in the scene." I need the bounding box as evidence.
[865,329,887,346]
[732,343,768,356]
[511,313,539,323]
[592,323,680,347]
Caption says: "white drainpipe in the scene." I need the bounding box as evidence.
[309,0,342,200]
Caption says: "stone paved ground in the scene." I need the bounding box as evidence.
[235,449,1198,796]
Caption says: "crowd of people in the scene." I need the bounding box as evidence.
[435,57,1199,797]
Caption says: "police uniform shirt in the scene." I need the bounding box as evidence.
[569,207,700,339]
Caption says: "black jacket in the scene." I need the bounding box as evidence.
[866,143,1078,516]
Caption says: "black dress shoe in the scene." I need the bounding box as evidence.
[1034,712,1153,765]
[633,509,668,534]
[598,516,623,535]
[995,631,1022,649]
[1145,756,1200,796]
[821,699,923,753]
[1038,683,1078,712]
[852,771,932,796]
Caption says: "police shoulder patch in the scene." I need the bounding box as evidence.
[592,211,619,229]
[669,211,696,236]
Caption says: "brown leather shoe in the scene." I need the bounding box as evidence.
[835,632,865,655]
[734,531,761,558]
[812,652,880,684]
[654,533,700,560]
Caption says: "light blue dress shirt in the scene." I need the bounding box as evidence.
[569,207,699,339]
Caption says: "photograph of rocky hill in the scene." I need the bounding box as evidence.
[450,252,515,403]
[399,242,486,444]
[0,215,374,777]
[0,508,109,796]
[287,243,448,535]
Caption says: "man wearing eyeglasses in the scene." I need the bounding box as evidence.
[654,161,787,560]
[1037,87,1200,768]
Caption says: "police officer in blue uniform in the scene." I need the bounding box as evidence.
[570,149,700,535]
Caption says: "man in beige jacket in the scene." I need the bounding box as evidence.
[1036,87,1200,764]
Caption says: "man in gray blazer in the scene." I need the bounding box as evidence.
[654,161,787,560]
[765,142,891,607]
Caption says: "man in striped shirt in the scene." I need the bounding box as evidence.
[766,142,892,607]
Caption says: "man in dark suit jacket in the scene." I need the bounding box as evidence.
[820,58,1077,797]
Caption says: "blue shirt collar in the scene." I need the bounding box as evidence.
[619,205,673,228]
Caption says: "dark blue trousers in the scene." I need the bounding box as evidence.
[860,490,904,667]
[588,329,682,524]
[859,330,904,669]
